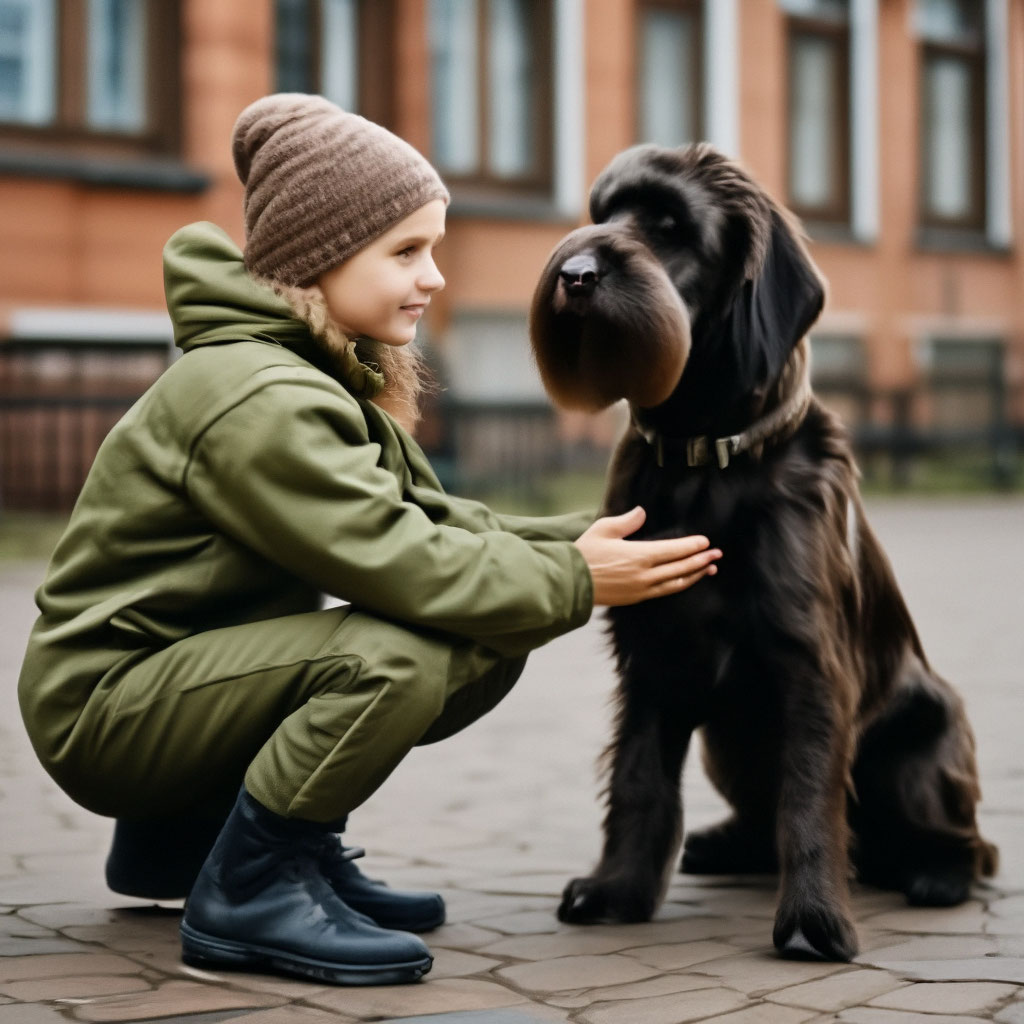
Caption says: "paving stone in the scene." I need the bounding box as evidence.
[867,981,1018,1015]
[498,953,662,993]
[218,1009,356,1024]
[764,968,904,1011]
[863,902,988,934]
[0,1005,69,1023]
[307,978,529,1018]
[575,986,750,1024]
[701,1006,818,1024]
[675,887,780,920]
[546,973,720,1009]
[689,951,846,996]
[480,930,643,960]
[623,940,741,970]
[63,980,285,1021]
[995,998,1024,1023]
[0,953,141,982]
[857,935,999,963]
[176,966,329,1000]
[836,1009,990,1024]
[472,910,562,936]
[428,948,503,979]
[867,957,1024,985]
[457,874,569,897]
[378,1010,568,1024]
[990,896,1024,919]
[3,975,151,1000]
[430,923,506,949]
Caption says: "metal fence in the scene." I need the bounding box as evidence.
[1,342,1020,513]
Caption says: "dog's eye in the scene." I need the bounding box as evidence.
[656,216,678,237]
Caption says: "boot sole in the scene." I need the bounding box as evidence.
[180,921,432,986]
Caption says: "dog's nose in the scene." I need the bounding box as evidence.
[559,254,601,296]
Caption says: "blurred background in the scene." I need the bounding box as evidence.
[0,0,1022,558]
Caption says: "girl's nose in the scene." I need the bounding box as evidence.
[419,257,445,293]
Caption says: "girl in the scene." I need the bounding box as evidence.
[18,94,720,986]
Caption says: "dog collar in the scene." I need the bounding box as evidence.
[632,362,813,470]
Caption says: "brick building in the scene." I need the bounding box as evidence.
[0,0,1022,508]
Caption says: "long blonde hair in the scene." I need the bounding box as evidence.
[265,279,431,433]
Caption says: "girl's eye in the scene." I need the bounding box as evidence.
[397,246,416,258]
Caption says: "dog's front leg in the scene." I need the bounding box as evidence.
[772,675,859,962]
[559,703,692,924]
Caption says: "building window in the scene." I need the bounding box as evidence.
[784,0,851,223]
[274,0,394,126]
[428,0,553,195]
[637,1,704,147]
[916,0,985,230]
[0,0,180,155]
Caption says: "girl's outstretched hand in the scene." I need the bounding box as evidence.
[574,506,721,607]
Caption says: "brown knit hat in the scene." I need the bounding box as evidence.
[232,93,450,287]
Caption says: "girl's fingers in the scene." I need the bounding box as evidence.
[655,562,717,595]
[648,549,722,585]
[639,534,713,564]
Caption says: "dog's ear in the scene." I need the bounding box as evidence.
[723,207,825,391]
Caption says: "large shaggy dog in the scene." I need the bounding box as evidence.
[529,143,997,962]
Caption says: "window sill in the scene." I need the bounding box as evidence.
[915,226,1012,256]
[0,149,209,193]
[800,220,870,247]
[448,189,577,224]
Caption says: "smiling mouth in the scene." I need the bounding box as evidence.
[401,304,427,316]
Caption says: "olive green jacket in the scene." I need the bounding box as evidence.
[19,221,594,763]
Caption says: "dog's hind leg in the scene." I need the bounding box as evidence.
[851,656,998,907]
[558,702,693,924]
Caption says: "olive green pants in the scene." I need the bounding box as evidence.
[67,606,525,823]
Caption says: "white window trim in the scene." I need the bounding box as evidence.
[9,307,173,344]
[849,0,879,242]
[553,0,584,216]
[985,0,1012,247]
[704,0,739,157]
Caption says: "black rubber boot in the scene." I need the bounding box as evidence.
[105,815,223,900]
[180,790,432,985]
[315,831,446,933]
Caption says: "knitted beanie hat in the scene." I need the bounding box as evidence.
[232,93,450,287]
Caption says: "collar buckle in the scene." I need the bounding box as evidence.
[715,435,741,469]
[686,435,708,467]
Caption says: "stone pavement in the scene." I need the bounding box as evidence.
[1,496,1022,1024]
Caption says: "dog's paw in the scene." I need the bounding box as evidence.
[904,868,971,907]
[557,876,654,925]
[773,903,859,962]
[681,819,777,875]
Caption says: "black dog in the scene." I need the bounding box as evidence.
[529,143,997,962]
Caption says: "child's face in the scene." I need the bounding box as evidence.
[318,200,447,347]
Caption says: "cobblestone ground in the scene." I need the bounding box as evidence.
[1,497,1022,1024]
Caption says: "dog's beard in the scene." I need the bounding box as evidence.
[530,242,691,412]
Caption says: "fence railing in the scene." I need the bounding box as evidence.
[1,383,1020,514]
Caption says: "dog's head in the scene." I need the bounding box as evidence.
[529,143,826,420]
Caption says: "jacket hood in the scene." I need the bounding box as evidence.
[164,221,309,353]
[163,221,384,397]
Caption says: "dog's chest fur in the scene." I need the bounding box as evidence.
[605,405,857,714]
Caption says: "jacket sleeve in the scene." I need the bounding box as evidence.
[380,407,597,542]
[183,377,593,657]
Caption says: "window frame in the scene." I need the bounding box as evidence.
[273,0,396,128]
[429,0,555,198]
[918,23,987,231]
[0,0,181,159]
[635,0,705,147]
[784,10,852,225]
